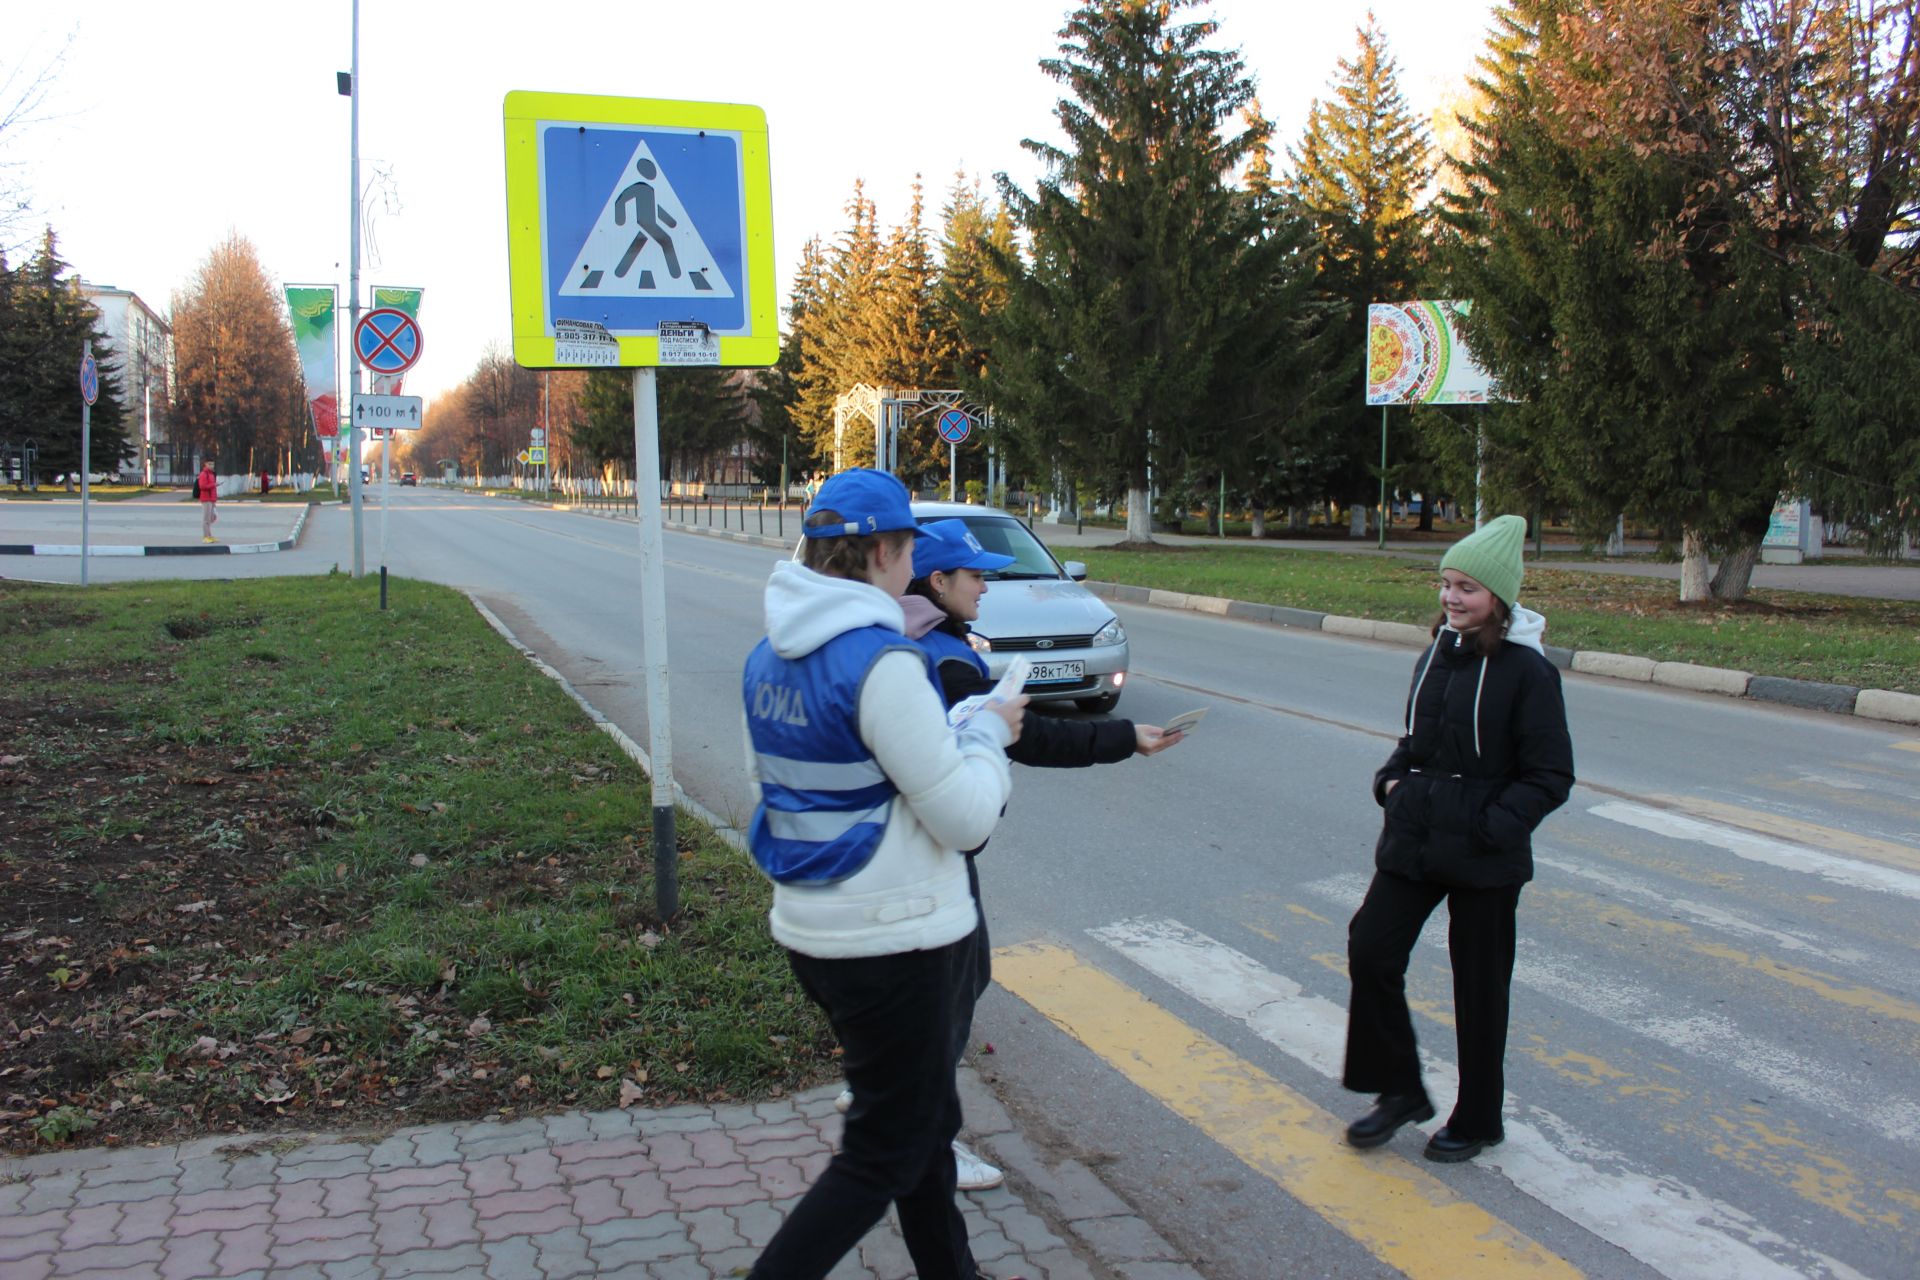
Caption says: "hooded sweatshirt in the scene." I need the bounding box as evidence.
[1371,604,1575,888]
[745,560,1014,958]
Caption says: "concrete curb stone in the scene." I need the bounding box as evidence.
[1543,644,1575,670]
[1855,689,1920,725]
[1652,661,1753,697]
[1748,676,1862,714]
[1320,614,1373,640]
[1572,651,1658,682]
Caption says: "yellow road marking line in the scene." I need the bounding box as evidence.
[1653,794,1920,874]
[993,941,1582,1280]
[1537,889,1920,1032]
[1892,741,1920,755]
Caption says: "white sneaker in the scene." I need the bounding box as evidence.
[952,1140,1003,1191]
[833,1087,852,1113]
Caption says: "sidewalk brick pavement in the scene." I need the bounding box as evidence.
[0,1072,1201,1279]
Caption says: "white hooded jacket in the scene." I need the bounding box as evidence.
[746,559,1014,958]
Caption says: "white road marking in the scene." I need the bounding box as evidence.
[1533,854,1874,969]
[1091,916,1866,1280]
[1591,800,1920,901]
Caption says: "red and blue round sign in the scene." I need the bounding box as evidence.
[79,353,99,406]
[937,408,972,444]
[354,308,424,375]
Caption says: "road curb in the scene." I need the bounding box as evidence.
[0,501,315,556]
[1079,579,1913,727]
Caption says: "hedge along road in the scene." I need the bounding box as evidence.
[18,485,1920,1279]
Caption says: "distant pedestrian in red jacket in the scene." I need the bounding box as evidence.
[259,469,271,496]
[196,462,219,543]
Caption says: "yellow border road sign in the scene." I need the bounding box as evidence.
[504,91,777,368]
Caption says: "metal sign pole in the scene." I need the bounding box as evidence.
[950,439,957,501]
[1377,405,1389,551]
[379,429,390,609]
[632,367,678,919]
[346,0,365,578]
[80,342,92,586]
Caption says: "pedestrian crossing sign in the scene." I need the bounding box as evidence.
[504,92,777,369]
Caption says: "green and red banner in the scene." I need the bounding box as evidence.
[285,285,339,438]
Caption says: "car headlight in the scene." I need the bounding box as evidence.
[1091,617,1126,647]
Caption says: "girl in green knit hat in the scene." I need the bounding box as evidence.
[1339,515,1576,1163]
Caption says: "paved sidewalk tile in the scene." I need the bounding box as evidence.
[0,1070,1129,1277]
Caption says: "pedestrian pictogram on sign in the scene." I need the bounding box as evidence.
[354,308,424,376]
[937,408,972,445]
[561,142,735,301]
[503,92,778,368]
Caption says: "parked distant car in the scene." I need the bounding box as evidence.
[399,471,418,486]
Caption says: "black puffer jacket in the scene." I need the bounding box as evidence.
[1372,618,1575,889]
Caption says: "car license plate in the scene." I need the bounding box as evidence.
[1026,660,1084,684]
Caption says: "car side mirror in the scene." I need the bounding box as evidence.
[1062,560,1088,581]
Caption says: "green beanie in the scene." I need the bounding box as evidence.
[1439,514,1527,607]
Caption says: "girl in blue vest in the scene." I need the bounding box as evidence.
[887,518,1185,1191]
[742,470,1026,1280]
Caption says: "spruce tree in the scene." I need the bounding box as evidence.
[1287,15,1432,528]
[991,0,1265,541]
[0,229,131,485]
[938,174,1018,497]
[1203,101,1353,534]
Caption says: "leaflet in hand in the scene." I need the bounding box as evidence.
[1162,707,1208,736]
[948,656,1032,730]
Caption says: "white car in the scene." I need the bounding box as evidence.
[910,501,1130,713]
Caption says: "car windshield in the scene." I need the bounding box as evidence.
[920,515,1062,579]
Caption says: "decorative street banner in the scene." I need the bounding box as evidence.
[371,286,424,394]
[1366,300,1498,405]
[286,286,339,438]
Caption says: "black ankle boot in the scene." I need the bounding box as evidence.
[1345,1092,1435,1149]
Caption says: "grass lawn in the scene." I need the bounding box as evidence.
[1077,545,1920,694]
[0,576,830,1152]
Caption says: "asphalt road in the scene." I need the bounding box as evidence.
[13,488,1919,1279]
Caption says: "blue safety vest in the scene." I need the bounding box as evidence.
[742,626,932,885]
[913,626,989,690]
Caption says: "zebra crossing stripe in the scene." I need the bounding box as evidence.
[1590,801,1920,902]
[992,939,1584,1280]
[1083,917,1861,1280]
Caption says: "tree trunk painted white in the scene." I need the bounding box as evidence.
[1349,505,1368,538]
[1250,509,1267,539]
[1126,486,1154,542]
[1679,527,1710,602]
[1710,536,1762,602]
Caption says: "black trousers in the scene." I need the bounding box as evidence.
[750,933,980,1280]
[1343,870,1523,1138]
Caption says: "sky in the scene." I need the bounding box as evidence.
[6,0,1497,406]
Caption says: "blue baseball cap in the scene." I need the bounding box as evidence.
[802,469,927,539]
[912,519,1017,579]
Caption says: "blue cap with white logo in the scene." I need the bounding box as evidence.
[912,519,1017,579]
[803,469,927,539]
